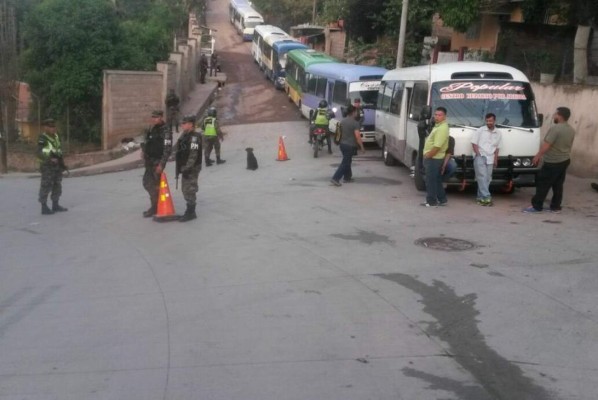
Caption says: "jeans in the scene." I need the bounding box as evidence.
[474,156,493,200]
[443,158,457,182]
[424,158,447,205]
[332,143,355,182]
[532,159,570,211]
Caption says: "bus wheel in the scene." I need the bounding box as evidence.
[414,155,426,191]
[382,138,396,166]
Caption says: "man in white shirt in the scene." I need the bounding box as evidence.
[471,113,502,206]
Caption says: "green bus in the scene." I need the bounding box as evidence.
[285,49,336,111]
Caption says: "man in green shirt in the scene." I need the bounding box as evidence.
[421,107,449,207]
[523,106,575,213]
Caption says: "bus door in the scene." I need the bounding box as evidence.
[405,81,428,163]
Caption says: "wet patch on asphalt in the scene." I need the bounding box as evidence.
[375,273,558,400]
[330,230,395,246]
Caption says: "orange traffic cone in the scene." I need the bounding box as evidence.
[153,172,180,222]
[276,136,289,161]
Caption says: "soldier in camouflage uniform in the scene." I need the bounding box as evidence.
[175,115,203,222]
[37,118,68,215]
[141,110,172,217]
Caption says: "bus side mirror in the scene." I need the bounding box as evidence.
[538,113,544,127]
[420,106,432,120]
[309,109,314,120]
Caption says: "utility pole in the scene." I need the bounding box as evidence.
[0,0,18,172]
[312,0,317,24]
[396,0,409,68]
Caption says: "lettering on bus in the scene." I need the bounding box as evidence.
[438,81,527,101]
[349,81,382,92]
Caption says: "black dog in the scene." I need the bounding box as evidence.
[246,147,258,170]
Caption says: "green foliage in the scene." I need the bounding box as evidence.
[437,0,480,33]
[20,0,187,142]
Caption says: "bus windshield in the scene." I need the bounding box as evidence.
[245,20,262,29]
[349,81,381,109]
[431,80,540,128]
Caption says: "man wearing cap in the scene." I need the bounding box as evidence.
[141,110,173,218]
[175,115,203,222]
[37,118,68,215]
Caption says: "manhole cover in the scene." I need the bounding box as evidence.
[414,237,477,252]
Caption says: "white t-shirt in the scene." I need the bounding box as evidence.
[471,126,502,164]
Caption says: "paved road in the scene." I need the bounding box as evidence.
[2,118,598,399]
[2,1,598,399]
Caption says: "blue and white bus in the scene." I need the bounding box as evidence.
[301,62,387,142]
[375,61,542,191]
[252,25,288,67]
[265,38,308,89]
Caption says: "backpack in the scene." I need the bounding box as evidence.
[333,122,342,145]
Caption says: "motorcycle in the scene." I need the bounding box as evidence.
[310,125,328,158]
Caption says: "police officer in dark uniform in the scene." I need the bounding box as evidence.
[141,110,172,217]
[165,89,180,133]
[37,118,68,215]
[175,115,203,222]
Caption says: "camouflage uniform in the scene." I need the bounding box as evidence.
[37,125,67,214]
[142,118,172,216]
[165,91,180,133]
[176,116,203,221]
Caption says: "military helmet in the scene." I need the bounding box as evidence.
[207,107,217,117]
[318,100,328,108]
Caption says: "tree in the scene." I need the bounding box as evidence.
[22,0,122,142]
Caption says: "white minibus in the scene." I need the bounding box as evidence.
[375,61,543,191]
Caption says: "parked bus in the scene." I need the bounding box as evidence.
[375,61,543,191]
[252,25,287,67]
[264,38,308,89]
[301,62,387,142]
[285,49,337,110]
[236,8,264,41]
[229,0,249,25]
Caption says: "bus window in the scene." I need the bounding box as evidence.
[378,81,394,113]
[389,82,404,116]
[315,77,327,98]
[332,80,347,105]
[306,74,318,95]
[409,82,428,120]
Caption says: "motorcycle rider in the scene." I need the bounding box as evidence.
[310,99,333,154]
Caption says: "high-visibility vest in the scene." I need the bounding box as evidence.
[38,133,62,162]
[203,117,217,136]
[314,108,329,126]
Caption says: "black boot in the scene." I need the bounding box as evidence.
[41,203,54,215]
[216,157,226,165]
[143,204,157,218]
[179,204,197,222]
[52,202,68,212]
[205,159,214,167]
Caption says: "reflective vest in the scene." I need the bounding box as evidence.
[314,108,329,126]
[203,117,217,136]
[38,133,62,162]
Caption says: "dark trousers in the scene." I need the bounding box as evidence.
[332,144,355,182]
[531,159,570,211]
[142,161,160,206]
[39,164,63,204]
[204,136,221,159]
[424,158,447,205]
[181,169,200,205]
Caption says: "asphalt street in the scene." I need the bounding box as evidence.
[1,120,598,399]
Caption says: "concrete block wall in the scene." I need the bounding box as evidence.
[101,13,205,151]
[102,70,163,151]
[532,82,598,178]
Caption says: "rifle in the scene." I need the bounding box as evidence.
[51,152,70,177]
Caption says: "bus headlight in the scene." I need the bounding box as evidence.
[522,158,532,167]
[512,158,522,167]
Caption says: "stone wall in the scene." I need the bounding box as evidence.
[531,83,598,178]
